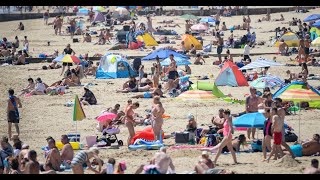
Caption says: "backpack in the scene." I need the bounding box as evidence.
[285,131,298,142]
[205,134,217,147]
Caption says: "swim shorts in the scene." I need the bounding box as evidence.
[143,92,152,98]
[8,110,19,123]
[62,62,73,66]
[273,132,282,145]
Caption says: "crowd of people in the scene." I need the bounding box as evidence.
[1,6,320,175]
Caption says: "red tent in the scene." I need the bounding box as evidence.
[215,61,249,87]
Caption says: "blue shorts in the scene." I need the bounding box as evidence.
[70,26,76,33]
[143,92,152,98]
[290,144,302,157]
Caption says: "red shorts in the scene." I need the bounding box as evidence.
[273,132,282,145]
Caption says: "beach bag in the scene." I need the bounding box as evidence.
[204,134,217,147]
[285,131,298,142]
[251,139,262,152]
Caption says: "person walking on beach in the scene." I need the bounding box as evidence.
[274,98,295,158]
[124,101,140,146]
[151,96,165,141]
[60,44,75,76]
[146,16,156,35]
[212,109,237,165]
[267,108,284,162]
[69,18,76,39]
[7,89,22,141]
[43,9,49,25]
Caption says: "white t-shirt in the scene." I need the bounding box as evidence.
[243,44,250,55]
[35,83,46,93]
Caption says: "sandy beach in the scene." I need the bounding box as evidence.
[0,7,319,174]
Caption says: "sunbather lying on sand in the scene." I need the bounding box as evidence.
[28,61,62,71]
[131,85,163,99]
[288,134,320,156]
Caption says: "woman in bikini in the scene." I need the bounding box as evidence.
[125,102,140,146]
[153,57,161,88]
[71,147,103,174]
[151,96,165,141]
[20,78,35,96]
[201,109,238,165]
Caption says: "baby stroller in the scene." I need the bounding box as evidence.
[97,125,124,146]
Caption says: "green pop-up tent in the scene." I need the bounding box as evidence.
[190,81,245,104]
[190,81,225,98]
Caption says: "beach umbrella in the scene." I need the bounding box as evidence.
[311,37,320,46]
[303,14,320,22]
[199,17,216,23]
[96,112,117,122]
[142,48,190,61]
[312,20,320,27]
[239,57,284,70]
[190,23,208,31]
[115,7,129,16]
[250,76,285,89]
[93,6,106,12]
[233,112,265,128]
[181,14,198,20]
[160,57,191,66]
[54,54,81,64]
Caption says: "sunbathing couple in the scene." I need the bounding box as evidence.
[28,61,62,71]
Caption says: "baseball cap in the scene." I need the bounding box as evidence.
[187,114,195,120]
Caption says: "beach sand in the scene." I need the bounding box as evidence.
[0,7,319,174]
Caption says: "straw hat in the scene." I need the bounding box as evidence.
[202,151,209,156]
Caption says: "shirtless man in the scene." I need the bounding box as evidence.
[267,108,284,162]
[278,39,289,56]
[245,87,263,139]
[124,102,140,146]
[151,96,165,141]
[43,139,61,171]
[194,54,206,65]
[304,159,320,174]
[60,135,74,169]
[167,54,177,91]
[0,47,10,57]
[295,134,320,156]
[274,98,295,158]
[201,109,225,137]
[25,150,40,174]
[7,89,22,140]
[16,50,26,65]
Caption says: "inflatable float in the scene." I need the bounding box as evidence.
[129,128,164,150]
[130,126,164,145]
[128,139,164,150]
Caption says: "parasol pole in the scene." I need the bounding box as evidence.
[298,101,301,141]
